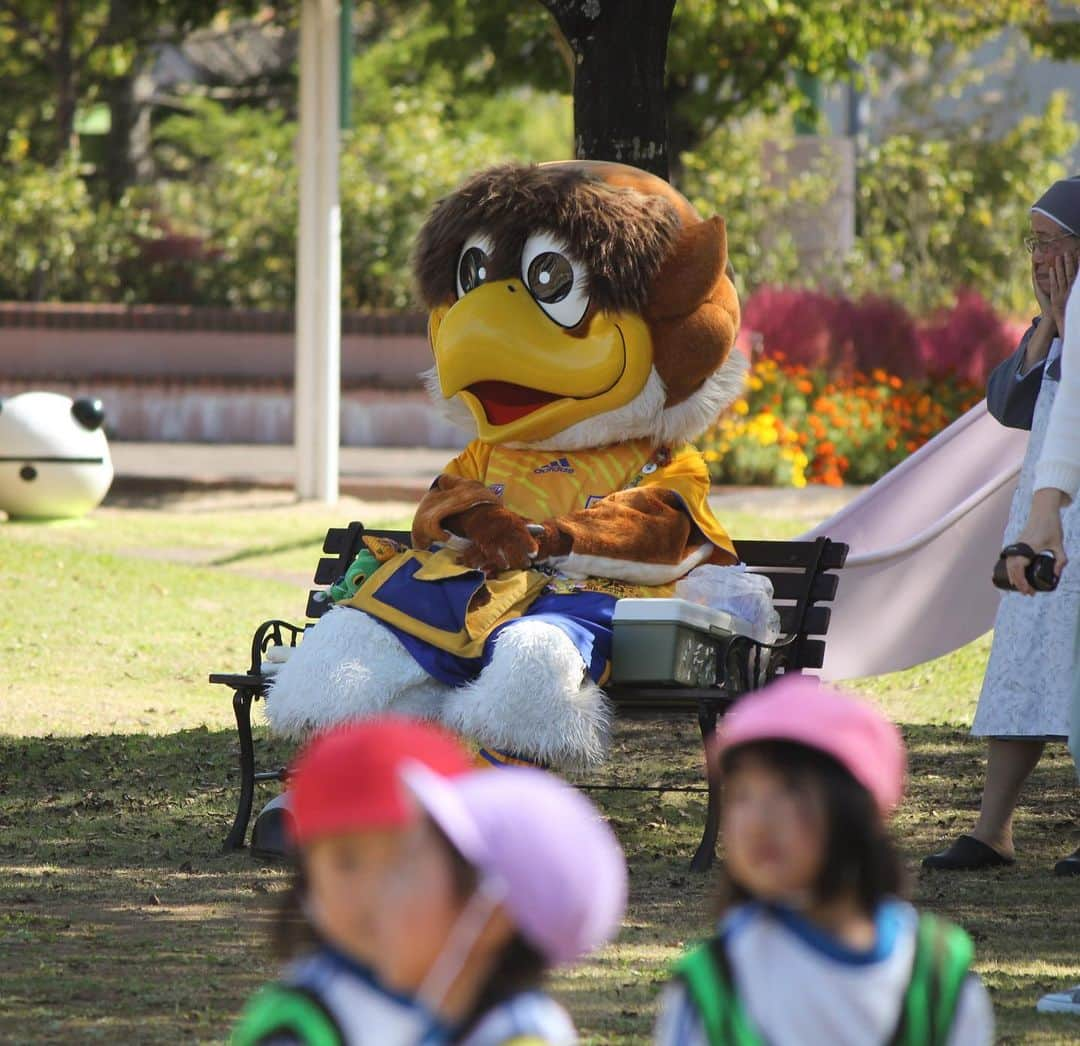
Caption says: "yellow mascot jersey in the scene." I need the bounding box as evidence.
[443,438,735,560]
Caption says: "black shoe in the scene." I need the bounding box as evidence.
[1053,847,1080,877]
[922,834,1015,871]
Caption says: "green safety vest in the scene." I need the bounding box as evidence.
[231,983,344,1046]
[674,912,975,1046]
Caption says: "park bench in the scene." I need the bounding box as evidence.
[210,522,847,870]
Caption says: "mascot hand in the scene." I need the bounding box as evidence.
[451,504,540,576]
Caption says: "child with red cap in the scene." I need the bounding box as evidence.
[370,763,628,1044]
[654,677,994,1046]
[231,717,471,1046]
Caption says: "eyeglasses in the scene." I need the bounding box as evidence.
[1024,232,1078,254]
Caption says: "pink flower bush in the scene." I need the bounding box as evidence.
[741,287,1019,385]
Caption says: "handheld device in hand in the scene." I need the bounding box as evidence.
[992,544,1059,592]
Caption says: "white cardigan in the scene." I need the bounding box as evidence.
[1035,279,1080,499]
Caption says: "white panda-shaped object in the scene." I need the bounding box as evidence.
[0,391,114,520]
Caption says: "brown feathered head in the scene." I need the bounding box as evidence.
[413,161,743,450]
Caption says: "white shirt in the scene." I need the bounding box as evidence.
[1035,281,1080,498]
[653,901,994,1046]
[457,990,578,1045]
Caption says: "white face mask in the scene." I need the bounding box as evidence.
[413,877,508,1015]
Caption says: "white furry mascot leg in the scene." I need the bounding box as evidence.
[442,619,611,770]
[265,606,450,738]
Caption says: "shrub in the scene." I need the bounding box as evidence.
[0,156,133,301]
[740,286,1018,385]
[917,289,1017,384]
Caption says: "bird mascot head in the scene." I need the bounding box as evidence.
[413,160,744,450]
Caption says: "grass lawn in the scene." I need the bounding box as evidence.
[1,491,1078,1044]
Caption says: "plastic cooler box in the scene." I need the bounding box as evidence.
[611,597,765,688]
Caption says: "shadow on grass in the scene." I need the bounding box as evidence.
[0,721,1077,1043]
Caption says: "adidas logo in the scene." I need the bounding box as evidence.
[534,457,574,475]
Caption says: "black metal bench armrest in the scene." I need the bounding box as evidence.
[249,619,306,675]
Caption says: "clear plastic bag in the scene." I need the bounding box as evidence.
[675,564,781,646]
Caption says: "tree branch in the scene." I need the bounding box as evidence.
[0,1,53,54]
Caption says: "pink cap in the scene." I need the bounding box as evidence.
[717,676,907,816]
[401,764,627,966]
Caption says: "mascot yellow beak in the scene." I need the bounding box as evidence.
[429,278,654,443]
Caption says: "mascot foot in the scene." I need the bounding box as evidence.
[265,606,434,738]
[251,791,295,862]
[444,619,611,771]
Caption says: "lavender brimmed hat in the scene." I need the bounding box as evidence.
[401,763,627,966]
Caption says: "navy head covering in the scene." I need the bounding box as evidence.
[1032,176,1080,235]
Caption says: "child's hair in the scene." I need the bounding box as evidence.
[717,740,907,916]
[272,865,320,961]
[427,819,547,1043]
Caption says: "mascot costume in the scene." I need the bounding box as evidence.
[268,161,745,769]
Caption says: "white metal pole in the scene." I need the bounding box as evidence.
[295,0,341,502]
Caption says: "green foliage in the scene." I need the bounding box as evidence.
[130,83,570,309]
[850,89,1079,315]
[359,1,1071,157]
[0,1,276,166]
[677,110,842,293]
[0,154,134,301]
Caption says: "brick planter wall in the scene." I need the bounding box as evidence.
[0,304,470,447]
[0,303,431,386]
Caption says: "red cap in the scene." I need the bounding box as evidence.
[288,717,471,845]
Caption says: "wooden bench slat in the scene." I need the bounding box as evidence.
[778,604,831,636]
[314,557,343,585]
[810,572,840,603]
[732,540,828,568]
[322,527,351,554]
[801,604,832,636]
[306,590,333,619]
[820,542,848,569]
[759,570,837,602]
[793,639,827,669]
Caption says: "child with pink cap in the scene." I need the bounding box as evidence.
[370,763,628,1045]
[654,677,994,1046]
[231,717,472,1046]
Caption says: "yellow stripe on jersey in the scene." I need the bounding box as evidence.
[440,438,734,560]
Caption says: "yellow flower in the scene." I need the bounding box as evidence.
[733,400,750,416]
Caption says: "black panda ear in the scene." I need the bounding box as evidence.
[72,398,105,431]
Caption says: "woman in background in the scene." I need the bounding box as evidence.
[924,176,1080,875]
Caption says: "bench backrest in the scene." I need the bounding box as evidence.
[305,523,847,673]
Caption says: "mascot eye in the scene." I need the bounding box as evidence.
[456,235,495,298]
[526,253,574,303]
[520,232,589,328]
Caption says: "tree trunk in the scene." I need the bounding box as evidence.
[540,0,675,181]
[53,0,77,161]
[103,73,134,200]
[101,0,135,200]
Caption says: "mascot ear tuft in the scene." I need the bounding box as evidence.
[645,216,728,321]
